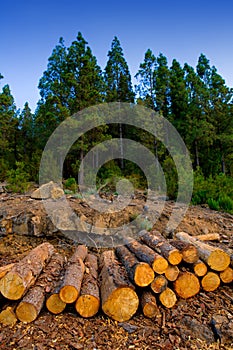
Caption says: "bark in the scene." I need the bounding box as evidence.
[201,272,221,292]
[75,254,100,318]
[150,275,168,294]
[115,245,154,287]
[159,288,177,308]
[0,242,55,300]
[126,240,168,274]
[174,272,200,299]
[176,231,230,271]
[99,250,139,322]
[141,290,161,318]
[0,263,15,279]
[16,252,65,323]
[164,265,179,282]
[193,260,208,277]
[170,240,199,264]
[59,245,87,303]
[141,230,182,265]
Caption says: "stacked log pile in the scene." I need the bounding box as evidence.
[0,230,232,325]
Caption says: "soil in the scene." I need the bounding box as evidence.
[0,190,233,350]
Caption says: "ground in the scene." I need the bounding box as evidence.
[0,190,232,349]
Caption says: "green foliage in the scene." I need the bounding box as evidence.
[6,162,30,193]
[64,177,77,193]
[207,198,220,211]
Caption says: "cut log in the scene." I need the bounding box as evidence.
[141,290,161,318]
[176,231,230,272]
[0,263,15,279]
[0,242,55,300]
[170,240,199,264]
[201,272,221,292]
[75,254,100,318]
[126,240,168,274]
[193,260,208,277]
[46,293,66,315]
[59,245,87,304]
[140,230,182,265]
[174,272,200,299]
[220,267,233,284]
[164,265,179,282]
[150,275,168,294]
[99,250,139,322]
[0,305,17,327]
[196,233,220,241]
[16,252,65,323]
[115,245,154,287]
[159,288,177,308]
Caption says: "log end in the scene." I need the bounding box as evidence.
[59,285,79,304]
[208,250,230,271]
[16,302,37,323]
[201,272,221,292]
[220,267,233,284]
[134,263,154,287]
[174,272,200,299]
[102,287,139,322]
[152,257,168,274]
[0,272,25,300]
[46,294,66,314]
[168,251,182,265]
[182,246,199,264]
[194,261,208,277]
[142,302,160,319]
[75,295,100,318]
[159,288,177,308]
[0,307,17,327]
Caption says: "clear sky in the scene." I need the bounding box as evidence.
[1,0,233,112]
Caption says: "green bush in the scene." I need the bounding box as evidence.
[64,177,77,193]
[218,195,233,212]
[207,198,220,211]
[6,162,30,193]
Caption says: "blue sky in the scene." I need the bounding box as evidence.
[1,0,233,112]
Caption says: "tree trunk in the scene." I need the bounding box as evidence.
[141,230,182,265]
[170,240,199,264]
[159,288,177,308]
[176,231,230,271]
[164,265,179,282]
[150,275,168,294]
[59,245,87,304]
[193,260,208,277]
[141,290,161,318]
[0,263,15,279]
[115,245,154,287]
[201,272,220,292]
[75,254,100,318]
[0,242,55,300]
[174,272,200,299]
[16,252,65,323]
[126,240,168,274]
[99,250,139,322]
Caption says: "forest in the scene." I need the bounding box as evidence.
[0,32,233,212]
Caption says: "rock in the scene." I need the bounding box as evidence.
[31,181,64,200]
[0,186,5,194]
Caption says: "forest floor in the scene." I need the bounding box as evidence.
[0,190,233,350]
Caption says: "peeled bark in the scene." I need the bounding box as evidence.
[201,272,221,292]
[150,275,168,294]
[126,240,168,274]
[164,265,179,282]
[170,240,199,264]
[75,254,100,318]
[16,252,65,323]
[176,231,230,271]
[99,250,139,322]
[174,272,200,299]
[0,242,55,300]
[141,290,161,318]
[59,245,87,303]
[159,288,177,308]
[193,260,208,277]
[141,230,182,265]
[115,245,154,287]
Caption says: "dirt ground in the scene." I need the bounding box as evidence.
[0,191,233,350]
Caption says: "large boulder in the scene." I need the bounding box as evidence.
[31,181,64,200]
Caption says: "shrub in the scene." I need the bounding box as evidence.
[207,198,220,211]
[6,162,30,193]
[64,177,77,193]
[218,195,233,212]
